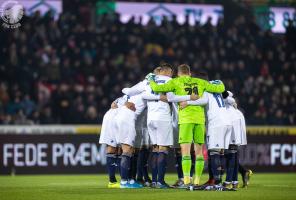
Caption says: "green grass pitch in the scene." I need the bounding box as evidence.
[1,173,296,200]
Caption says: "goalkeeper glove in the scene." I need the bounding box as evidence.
[145,73,156,81]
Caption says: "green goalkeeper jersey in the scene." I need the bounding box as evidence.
[150,76,225,124]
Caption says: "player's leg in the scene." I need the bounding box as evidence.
[151,145,158,186]
[136,128,151,186]
[228,121,240,189]
[180,143,192,185]
[142,147,151,184]
[232,145,239,189]
[232,121,241,189]
[155,120,173,188]
[137,146,151,186]
[193,124,205,185]
[132,124,143,183]
[99,110,120,188]
[220,149,226,178]
[116,147,122,175]
[207,150,215,183]
[179,123,195,185]
[238,117,252,188]
[224,144,237,188]
[239,162,253,188]
[172,125,185,188]
[193,144,204,185]
[116,109,142,188]
[206,126,226,186]
[208,148,223,185]
[157,146,169,188]
[147,120,158,186]
[106,145,120,188]
[129,148,139,181]
[120,144,133,187]
[174,148,184,181]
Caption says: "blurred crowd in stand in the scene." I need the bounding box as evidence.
[0,9,295,125]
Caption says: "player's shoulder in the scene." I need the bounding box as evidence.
[235,109,244,116]
[155,75,171,83]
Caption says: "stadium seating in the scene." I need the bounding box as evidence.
[0,10,295,125]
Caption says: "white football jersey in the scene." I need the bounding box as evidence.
[128,93,147,116]
[122,79,147,96]
[114,95,128,107]
[235,108,247,144]
[187,91,231,127]
[205,92,232,127]
[224,97,241,122]
[145,75,172,122]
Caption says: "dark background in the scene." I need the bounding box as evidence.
[0,0,295,125]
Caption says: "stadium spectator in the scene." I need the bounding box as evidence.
[0,11,295,125]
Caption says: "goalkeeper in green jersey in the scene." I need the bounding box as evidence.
[149,64,225,185]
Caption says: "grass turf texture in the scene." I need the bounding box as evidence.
[1,173,296,200]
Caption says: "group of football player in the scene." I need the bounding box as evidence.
[99,63,252,190]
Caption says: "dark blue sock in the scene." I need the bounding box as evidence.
[129,153,138,180]
[107,153,117,183]
[120,153,132,181]
[151,151,158,183]
[233,152,239,182]
[220,153,226,177]
[225,152,235,182]
[239,163,247,175]
[190,152,195,177]
[157,151,168,184]
[208,151,214,180]
[142,149,150,182]
[174,150,183,179]
[210,152,221,184]
[137,150,145,181]
[116,155,121,175]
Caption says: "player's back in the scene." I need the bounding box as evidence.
[205,92,232,128]
[172,76,209,124]
[146,75,172,121]
[128,93,146,116]
[225,100,241,122]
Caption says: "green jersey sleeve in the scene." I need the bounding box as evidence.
[203,80,225,93]
[150,79,175,93]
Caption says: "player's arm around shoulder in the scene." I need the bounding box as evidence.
[122,79,147,96]
[179,92,209,109]
[203,79,225,93]
[150,78,175,93]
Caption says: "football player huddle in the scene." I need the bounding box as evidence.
[99,63,252,191]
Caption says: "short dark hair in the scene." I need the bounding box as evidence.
[178,64,190,74]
